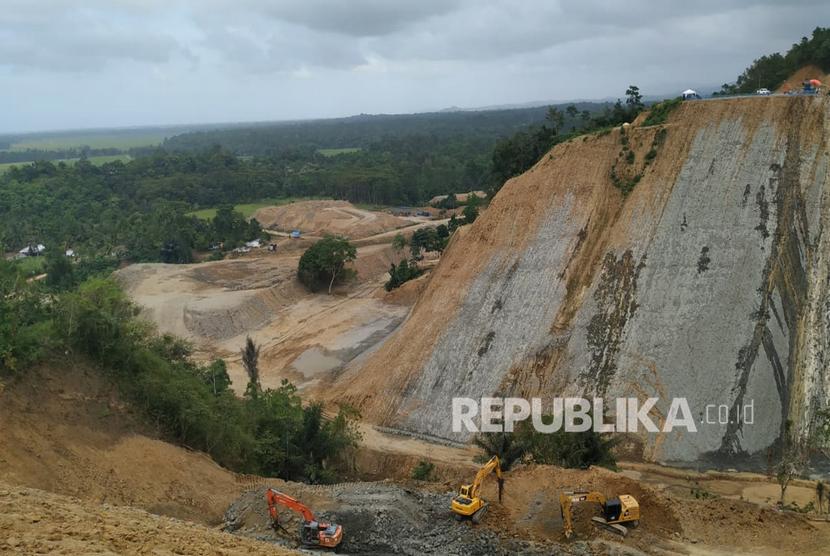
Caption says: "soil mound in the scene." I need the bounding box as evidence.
[255,200,412,239]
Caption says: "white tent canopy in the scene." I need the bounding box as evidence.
[682,89,698,96]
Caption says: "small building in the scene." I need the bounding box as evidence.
[245,239,262,248]
[19,244,46,257]
[65,249,75,258]
[391,207,412,216]
[682,89,701,100]
[290,230,302,239]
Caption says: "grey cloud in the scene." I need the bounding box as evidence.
[0,0,191,72]
[258,0,461,37]
[1,0,828,132]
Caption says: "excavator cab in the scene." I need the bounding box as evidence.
[299,520,342,548]
[560,490,640,538]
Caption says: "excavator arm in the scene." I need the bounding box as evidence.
[266,489,315,527]
[469,455,504,502]
[560,491,605,539]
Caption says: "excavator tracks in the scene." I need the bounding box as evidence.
[591,517,629,536]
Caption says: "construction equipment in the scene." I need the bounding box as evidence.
[450,455,504,523]
[559,490,640,538]
[266,489,343,549]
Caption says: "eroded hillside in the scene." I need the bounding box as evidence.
[329,96,830,466]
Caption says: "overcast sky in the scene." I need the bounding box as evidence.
[2,0,827,133]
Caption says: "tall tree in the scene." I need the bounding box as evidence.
[241,336,261,399]
[297,235,357,294]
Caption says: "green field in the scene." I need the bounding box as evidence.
[5,131,170,151]
[318,147,361,157]
[189,197,331,220]
[0,154,132,173]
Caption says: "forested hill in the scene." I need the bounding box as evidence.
[162,103,608,155]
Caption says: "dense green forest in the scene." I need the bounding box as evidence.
[0,86,659,263]
[718,27,830,94]
[0,101,614,260]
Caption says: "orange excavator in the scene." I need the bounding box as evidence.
[266,489,343,549]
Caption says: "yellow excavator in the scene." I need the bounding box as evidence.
[559,490,640,538]
[451,455,504,523]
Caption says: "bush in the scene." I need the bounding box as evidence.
[517,421,617,470]
[0,261,53,373]
[411,460,436,481]
[473,431,527,471]
[385,259,424,291]
[642,98,682,127]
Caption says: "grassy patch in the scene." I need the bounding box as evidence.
[14,256,46,276]
[318,147,361,157]
[189,196,331,220]
[642,98,682,127]
[5,132,168,151]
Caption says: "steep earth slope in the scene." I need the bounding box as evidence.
[0,362,247,525]
[329,96,830,466]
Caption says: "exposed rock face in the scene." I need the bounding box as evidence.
[332,97,830,466]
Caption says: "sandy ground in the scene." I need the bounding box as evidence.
[0,482,296,556]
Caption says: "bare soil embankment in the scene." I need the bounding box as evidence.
[0,362,245,525]
[0,482,295,556]
[326,96,830,467]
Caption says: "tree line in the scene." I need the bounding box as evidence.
[717,27,830,94]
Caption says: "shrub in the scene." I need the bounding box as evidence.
[642,98,682,127]
[473,431,527,471]
[412,460,436,481]
[385,259,424,291]
[517,420,617,470]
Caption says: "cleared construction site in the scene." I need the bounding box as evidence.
[4,80,830,555]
